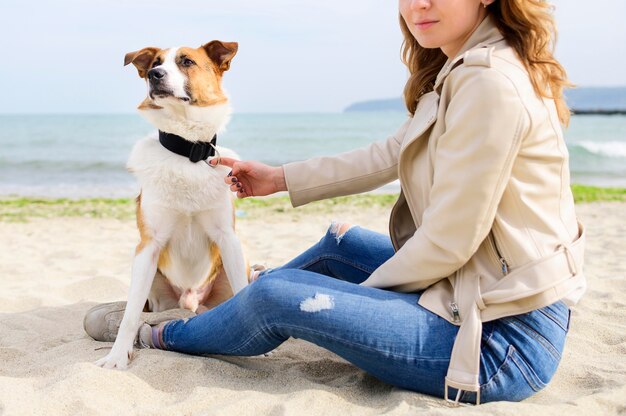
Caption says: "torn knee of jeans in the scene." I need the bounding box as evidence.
[329,221,354,244]
[300,293,334,312]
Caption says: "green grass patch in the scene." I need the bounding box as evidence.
[0,197,136,222]
[234,194,397,216]
[570,184,626,203]
[0,185,623,221]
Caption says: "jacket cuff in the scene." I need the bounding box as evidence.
[283,160,315,207]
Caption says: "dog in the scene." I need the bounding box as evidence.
[95,40,249,369]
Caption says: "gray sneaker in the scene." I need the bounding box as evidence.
[83,301,197,343]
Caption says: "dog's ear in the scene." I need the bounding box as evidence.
[124,47,161,78]
[202,41,238,72]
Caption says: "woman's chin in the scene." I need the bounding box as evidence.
[414,37,442,50]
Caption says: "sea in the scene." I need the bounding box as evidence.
[1,112,625,198]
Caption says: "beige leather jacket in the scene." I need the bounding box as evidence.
[282,15,585,403]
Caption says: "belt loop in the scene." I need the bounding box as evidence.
[475,275,486,311]
[558,244,578,276]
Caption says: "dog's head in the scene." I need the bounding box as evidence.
[124,41,238,110]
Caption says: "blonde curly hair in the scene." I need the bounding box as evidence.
[400,0,572,125]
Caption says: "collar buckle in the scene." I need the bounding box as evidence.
[189,142,212,163]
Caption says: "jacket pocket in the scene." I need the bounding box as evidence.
[487,231,510,276]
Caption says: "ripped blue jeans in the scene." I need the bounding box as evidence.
[159,224,571,403]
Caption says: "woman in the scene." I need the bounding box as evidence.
[89,0,586,404]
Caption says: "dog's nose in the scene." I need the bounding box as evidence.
[148,68,166,81]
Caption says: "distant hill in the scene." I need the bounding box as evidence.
[344,98,406,112]
[344,86,626,114]
[565,87,626,113]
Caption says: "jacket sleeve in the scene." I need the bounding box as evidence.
[361,67,530,291]
[283,117,412,207]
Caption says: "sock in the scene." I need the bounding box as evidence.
[151,325,164,349]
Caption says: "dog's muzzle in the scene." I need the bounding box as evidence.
[148,68,166,83]
[148,68,190,102]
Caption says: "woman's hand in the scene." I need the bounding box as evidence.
[210,157,287,198]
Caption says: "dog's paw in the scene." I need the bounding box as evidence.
[94,344,133,370]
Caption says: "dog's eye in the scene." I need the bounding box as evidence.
[151,60,161,68]
[182,58,195,67]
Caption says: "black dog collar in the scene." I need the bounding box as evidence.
[158,130,217,163]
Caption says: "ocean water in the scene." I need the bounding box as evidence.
[0,113,625,198]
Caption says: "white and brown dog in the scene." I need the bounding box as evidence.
[95,41,249,369]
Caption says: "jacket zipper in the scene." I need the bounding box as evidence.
[450,270,461,323]
[450,300,461,323]
[449,234,509,324]
[490,232,509,275]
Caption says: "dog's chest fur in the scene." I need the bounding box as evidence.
[127,134,237,212]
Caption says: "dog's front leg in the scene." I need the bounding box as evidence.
[200,215,248,295]
[215,229,248,294]
[95,240,161,370]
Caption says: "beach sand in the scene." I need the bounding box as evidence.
[0,201,624,415]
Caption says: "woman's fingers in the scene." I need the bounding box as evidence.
[210,157,245,184]
[235,185,249,198]
[209,156,238,168]
[229,177,251,197]
[212,158,274,198]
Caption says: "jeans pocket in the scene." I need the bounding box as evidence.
[537,301,571,332]
[481,344,547,402]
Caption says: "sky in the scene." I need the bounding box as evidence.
[1,0,624,114]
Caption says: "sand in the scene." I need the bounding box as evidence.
[0,201,625,415]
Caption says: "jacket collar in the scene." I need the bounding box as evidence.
[434,15,505,91]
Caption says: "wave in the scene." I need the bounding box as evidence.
[0,159,126,172]
[570,141,626,158]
